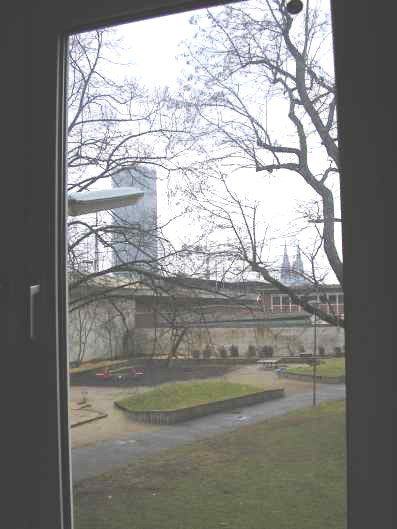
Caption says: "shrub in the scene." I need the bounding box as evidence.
[260,346,274,358]
[334,346,344,357]
[229,344,239,357]
[203,344,212,359]
[264,346,274,358]
[218,345,227,358]
[70,360,81,368]
[258,346,266,358]
[247,344,257,358]
[192,350,201,360]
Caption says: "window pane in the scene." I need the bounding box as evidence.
[67,3,346,529]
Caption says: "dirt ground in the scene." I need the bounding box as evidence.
[70,364,313,449]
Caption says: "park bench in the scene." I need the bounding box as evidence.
[257,359,279,369]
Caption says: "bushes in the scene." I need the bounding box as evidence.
[203,344,213,359]
[229,344,239,357]
[259,345,274,358]
[218,345,228,358]
[247,344,257,358]
[334,346,344,357]
[70,360,81,368]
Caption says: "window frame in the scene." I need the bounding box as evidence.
[19,1,395,529]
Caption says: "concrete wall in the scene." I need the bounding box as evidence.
[135,322,345,358]
[68,295,344,362]
[68,298,136,363]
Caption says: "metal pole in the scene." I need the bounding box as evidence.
[313,306,317,406]
[95,212,99,272]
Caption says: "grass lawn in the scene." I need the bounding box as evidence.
[73,400,346,529]
[286,358,346,378]
[115,380,264,412]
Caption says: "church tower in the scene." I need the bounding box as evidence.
[291,244,305,284]
[280,242,307,285]
[280,243,292,284]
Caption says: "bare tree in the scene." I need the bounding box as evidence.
[66,10,344,370]
[173,0,343,323]
[67,29,190,192]
[70,303,99,365]
[67,28,197,301]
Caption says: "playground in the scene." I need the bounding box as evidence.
[69,360,235,388]
[69,363,315,448]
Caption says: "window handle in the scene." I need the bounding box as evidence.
[29,284,40,341]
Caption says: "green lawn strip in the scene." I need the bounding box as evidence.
[73,400,346,529]
[286,358,346,377]
[115,380,264,412]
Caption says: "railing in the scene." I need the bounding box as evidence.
[269,305,344,315]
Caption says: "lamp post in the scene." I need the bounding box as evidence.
[312,302,318,406]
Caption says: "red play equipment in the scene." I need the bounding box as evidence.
[95,366,145,382]
[95,367,111,379]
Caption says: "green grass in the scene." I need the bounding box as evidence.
[74,400,346,529]
[115,380,264,412]
[286,357,346,377]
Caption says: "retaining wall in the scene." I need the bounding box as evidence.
[115,388,285,425]
[280,372,345,384]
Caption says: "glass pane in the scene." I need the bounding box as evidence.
[67,2,346,528]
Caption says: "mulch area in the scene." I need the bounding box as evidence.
[70,363,236,388]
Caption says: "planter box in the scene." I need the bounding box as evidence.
[115,388,285,425]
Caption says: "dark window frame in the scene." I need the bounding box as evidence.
[11,1,395,528]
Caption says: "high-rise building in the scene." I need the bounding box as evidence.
[111,165,158,274]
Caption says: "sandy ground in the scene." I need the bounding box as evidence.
[69,365,313,449]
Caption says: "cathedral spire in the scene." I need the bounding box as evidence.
[292,243,305,284]
[280,242,291,284]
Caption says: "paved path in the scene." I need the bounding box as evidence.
[71,383,345,483]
